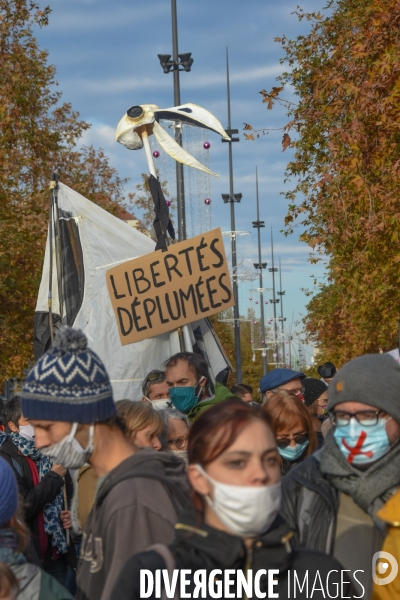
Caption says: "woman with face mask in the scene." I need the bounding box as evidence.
[159,409,190,465]
[0,397,74,590]
[112,399,352,600]
[263,390,317,475]
[0,457,74,600]
[116,401,163,450]
[303,377,329,448]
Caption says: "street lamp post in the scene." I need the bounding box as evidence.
[221,47,242,382]
[268,228,279,364]
[157,0,193,241]
[277,257,286,365]
[252,167,267,376]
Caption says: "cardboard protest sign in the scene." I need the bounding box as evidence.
[106,228,234,345]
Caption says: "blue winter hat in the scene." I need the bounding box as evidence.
[21,327,116,424]
[260,368,305,393]
[0,458,18,527]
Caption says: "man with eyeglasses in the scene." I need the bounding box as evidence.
[281,353,400,599]
[259,368,306,402]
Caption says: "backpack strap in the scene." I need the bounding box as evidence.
[147,544,179,600]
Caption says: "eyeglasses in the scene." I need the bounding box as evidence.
[146,370,165,382]
[167,435,189,449]
[276,432,309,449]
[330,410,386,427]
[143,370,165,391]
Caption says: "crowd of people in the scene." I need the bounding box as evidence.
[0,328,398,600]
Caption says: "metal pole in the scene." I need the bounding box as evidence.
[398,318,400,353]
[226,48,242,382]
[48,186,54,345]
[279,257,285,365]
[270,228,279,364]
[171,0,186,241]
[255,168,267,376]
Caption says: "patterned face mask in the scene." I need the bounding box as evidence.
[41,422,94,469]
[169,377,205,413]
[333,418,391,465]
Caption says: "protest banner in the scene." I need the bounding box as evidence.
[106,228,235,345]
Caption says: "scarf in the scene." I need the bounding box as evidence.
[0,430,8,446]
[10,433,67,554]
[320,429,400,533]
[0,528,26,567]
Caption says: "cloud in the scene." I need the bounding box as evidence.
[48,2,168,31]
[63,62,282,96]
[80,123,116,146]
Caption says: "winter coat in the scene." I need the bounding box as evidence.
[10,562,74,600]
[77,449,190,600]
[281,450,387,598]
[281,452,339,553]
[187,383,237,421]
[371,488,400,600]
[111,507,354,600]
[0,436,72,560]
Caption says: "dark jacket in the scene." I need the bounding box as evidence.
[0,436,72,559]
[111,508,355,600]
[77,449,190,600]
[281,452,339,554]
[280,454,308,476]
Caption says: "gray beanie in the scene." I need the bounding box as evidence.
[328,353,400,422]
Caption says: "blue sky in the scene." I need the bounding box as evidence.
[35,0,327,365]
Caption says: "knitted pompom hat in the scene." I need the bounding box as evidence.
[0,458,18,527]
[21,327,116,424]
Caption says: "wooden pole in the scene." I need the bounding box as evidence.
[62,482,70,546]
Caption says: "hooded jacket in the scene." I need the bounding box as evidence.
[76,449,190,600]
[111,507,354,600]
[187,383,237,421]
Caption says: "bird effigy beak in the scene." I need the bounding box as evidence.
[154,103,230,141]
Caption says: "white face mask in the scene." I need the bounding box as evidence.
[196,464,282,538]
[18,424,35,442]
[41,422,94,469]
[144,397,172,411]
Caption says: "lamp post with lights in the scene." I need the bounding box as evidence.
[157,0,193,241]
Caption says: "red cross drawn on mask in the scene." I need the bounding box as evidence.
[342,430,374,464]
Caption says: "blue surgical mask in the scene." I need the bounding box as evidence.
[334,417,391,465]
[278,440,309,461]
[169,377,205,414]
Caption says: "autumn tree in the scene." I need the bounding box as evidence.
[0,0,138,379]
[249,0,400,363]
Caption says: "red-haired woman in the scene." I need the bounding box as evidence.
[263,390,317,475]
[112,399,351,600]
